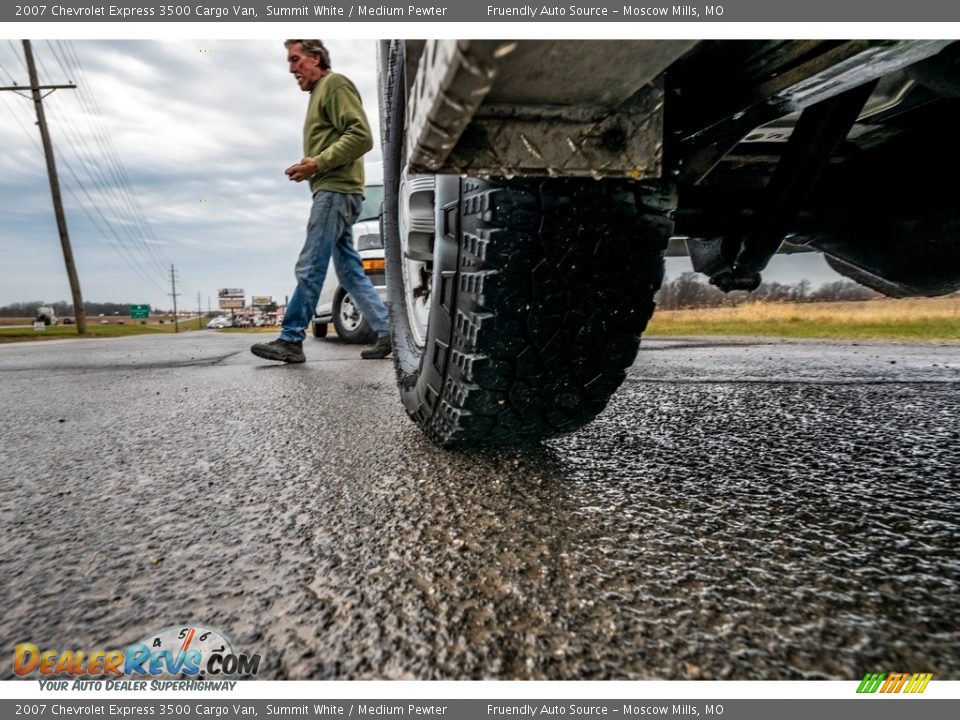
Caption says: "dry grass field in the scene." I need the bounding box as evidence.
[646,296,960,340]
[2,296,959,343]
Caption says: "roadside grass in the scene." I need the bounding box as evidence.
[0,320,197,343]
[646,297,960,341]
[0,319,292,343]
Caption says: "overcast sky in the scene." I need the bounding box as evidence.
[0,39,837,311]
[0,39,382,310]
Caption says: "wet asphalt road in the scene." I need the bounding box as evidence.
[1,331,958,680]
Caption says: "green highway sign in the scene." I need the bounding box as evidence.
[130,305,150,319]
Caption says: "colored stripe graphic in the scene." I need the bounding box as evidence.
[857,672,886,693]
[881,673,905,693]
[905,673,933,693]
[857,672,932,694]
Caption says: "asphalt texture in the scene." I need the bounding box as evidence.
[1,331,958,680]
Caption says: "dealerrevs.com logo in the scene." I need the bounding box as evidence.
[15,626,261,680]
[857,672,933,694]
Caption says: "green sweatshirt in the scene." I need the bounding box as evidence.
[303,72,373,195]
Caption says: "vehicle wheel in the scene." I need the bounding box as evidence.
[332,287,377,344]
[380,43,674,447]
[312,320,329,338]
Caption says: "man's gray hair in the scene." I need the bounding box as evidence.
[285,39,331,70]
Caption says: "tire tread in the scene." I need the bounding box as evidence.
[412,177,671,447]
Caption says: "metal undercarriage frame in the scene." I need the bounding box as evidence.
[670,40,953,290]
[688,81,879,292]
[400,39,955,289]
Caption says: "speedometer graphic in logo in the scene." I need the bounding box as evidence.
[139,625,235,678]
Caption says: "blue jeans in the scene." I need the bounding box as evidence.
[281,191,389,343]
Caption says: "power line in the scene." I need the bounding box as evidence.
[50,145,169,295]
[0,57,18,85]
[42,90,170,279]
[33,47,58,85]
[5,40,27,73]
[0,90,43,153]
[56,40,172,275]
[42,40,73,84]
[47,43,169,272]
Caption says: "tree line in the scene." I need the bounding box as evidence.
[655,273,877,310]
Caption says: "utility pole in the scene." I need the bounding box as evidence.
[1,41,87,334]
[169,264,180,333]
[197,291,202,329]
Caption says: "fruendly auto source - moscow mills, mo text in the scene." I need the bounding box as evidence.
[486,4,721,17]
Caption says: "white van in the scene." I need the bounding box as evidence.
[36,305,57,326]
[312,162,385,343]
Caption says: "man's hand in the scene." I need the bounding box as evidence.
[285,157,318,182]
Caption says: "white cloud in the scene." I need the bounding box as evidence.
[0,39,380,308]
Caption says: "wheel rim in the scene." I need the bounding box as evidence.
[339,293,363,332]
[398,169,436,348]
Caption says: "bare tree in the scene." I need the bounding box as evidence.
[656,273,876,309]
[810,280,877,302]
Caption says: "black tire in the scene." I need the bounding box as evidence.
[380,42,673,447]
[312,319,328,338]
[332,287,377,344]
[388,178,673,447]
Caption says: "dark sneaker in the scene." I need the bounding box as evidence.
[360,334,392,360]
[251,339,305,363]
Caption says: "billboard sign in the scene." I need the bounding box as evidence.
[251,296,272,307]
[218,288,244,298]
[218,297,244,310]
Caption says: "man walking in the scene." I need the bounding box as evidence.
[251,39,391,364]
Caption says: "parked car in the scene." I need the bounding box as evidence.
[207,316,232,329]
[313,163,385,343]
